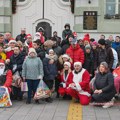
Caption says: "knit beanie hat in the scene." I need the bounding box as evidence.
[28,48,37,56]
[100,62,108,69]
[62,54,70,60]
[85,44,91,50]
[98,39,106,45]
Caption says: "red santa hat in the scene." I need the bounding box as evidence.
[0,59,5,65]
[64,62,71,68]
[73,32,77,38]
[8,39,17,45]
[74,62,82,67]
[26,34,32,38]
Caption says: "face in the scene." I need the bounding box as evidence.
[85,49,91,53]
[100,35,105,39]
[33,43,39,49]
[78,40,83,45]
[0,64,5,69]
[0,36,4,43]
[65,26,69,30]
[27,37,32,42]
[16,42,22,48]
[64,64,69,70]
[62,57,68,62]
[109,35,113,41]
[115,37,120,42]
[74,65,81,72]
[21,30,26,34]
[49,51,54,56]
[99,65,106,73]
[14,47,20,55]
[0,46,3,52]
[9,42,16,48]
[92,45,97,50]
[29,52,36,57]
[53,32,57,36]
[84,40,89,46]
[5,33,11,39]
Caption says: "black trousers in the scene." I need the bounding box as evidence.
[44,80,54,90]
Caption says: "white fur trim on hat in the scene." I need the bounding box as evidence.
[74,62,82,67]
[64,62,71,68]
[8,40,16,45]
[62,54,70,59]
[49,49,54,53]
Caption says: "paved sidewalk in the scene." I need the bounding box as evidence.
[0,98,120,120]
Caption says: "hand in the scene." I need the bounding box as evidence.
[22,77,26,82]
[6,59,10,64]
[70,83,76,87]
[94,89,99,94]
[97,90,103,94]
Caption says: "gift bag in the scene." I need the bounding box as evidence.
[34,80,51,100]
[0,86,12,107]
[21,82,28,92]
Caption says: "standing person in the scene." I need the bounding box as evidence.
[66,62,91,105]
[83,45,94,78]
[92,62,116,108]
[8,46,25,100]
[97,39,114,70]
[66,38,84,65]
[58,62,73,99]
[22,48,44,104]
[43,49,58,102]
[16,28,27,43]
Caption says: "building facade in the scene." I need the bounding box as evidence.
[0,0,120,39]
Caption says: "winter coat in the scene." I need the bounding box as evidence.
[43,57,57,80]
[22,56,44,80]
[83,52,94,75]
[72,68,91,96]
[0,70,12,93]
[59,71,73,88]
[97,46,114,69]
[66,44,84,64]
[94,72,116,93]
[16,34,27,43]
[62,29,72,41]
[112,42,120,50]
[0,52,6,60]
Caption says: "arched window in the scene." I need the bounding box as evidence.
[62,0,69,2]
[19,0,25,2]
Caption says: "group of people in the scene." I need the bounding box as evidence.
[0,23,120,108]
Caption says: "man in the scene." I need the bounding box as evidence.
[16,28,27,43]
[24,34,33,48]
[0,34,4,46]
[4,32,13,45]
[0,59,12,93]
[66,62,91,105]
[8,46,25,100]
[66,37,84,65]
[97,39,114,70]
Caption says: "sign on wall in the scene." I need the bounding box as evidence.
[83,11,97,30]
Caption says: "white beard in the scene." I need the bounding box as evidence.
[0,67,5,76]
[33,36,40,41]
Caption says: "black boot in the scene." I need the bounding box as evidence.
[35,100,40,104]
[45,97,53,103]
[26,99,31,104]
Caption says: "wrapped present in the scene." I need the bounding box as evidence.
[0,86,12,107]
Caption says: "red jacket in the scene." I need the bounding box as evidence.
[66,44,84,64]
[72,69,90,96]
[60,71,73,88]
[6,50,14,59]
[4,70,12,93]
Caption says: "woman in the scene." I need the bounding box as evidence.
[92,62,116,108]
[58,62,73,99]
[22,48,44,104]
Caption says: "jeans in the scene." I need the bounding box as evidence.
[26,79,40,101]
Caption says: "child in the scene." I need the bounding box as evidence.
[43,49,58,102]
[0,45,6,60]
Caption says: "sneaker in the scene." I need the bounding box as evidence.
[102,101,114,108]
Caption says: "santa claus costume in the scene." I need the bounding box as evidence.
[66,62,91,105]
[58,62,73,97]
[0,59,12,93]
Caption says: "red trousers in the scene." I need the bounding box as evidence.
[58,87,67,96]
[66,88,91,105]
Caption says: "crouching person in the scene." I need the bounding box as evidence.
[58,62,73,99]
[66,62,91,105]
[92,62,116,108]
[0,59,12,93]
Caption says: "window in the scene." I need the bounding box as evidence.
[19,0,25,2]
[62,0,69,2]
[106,0,120,15]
